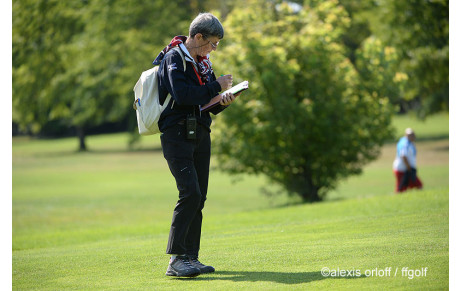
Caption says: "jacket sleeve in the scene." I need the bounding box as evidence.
[161,51,222,106]
[208,71,229,115]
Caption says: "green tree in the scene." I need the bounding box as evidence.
[354,37,409,110]
[336,0,373,65]
[48,0,189,150]
[13,0,189,150]
[13,0,86,134]
[366,0,449,116]
[212,0,394,201]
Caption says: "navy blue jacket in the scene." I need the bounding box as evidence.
[157,47,226,132]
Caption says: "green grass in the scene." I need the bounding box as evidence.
[12,113,449,290]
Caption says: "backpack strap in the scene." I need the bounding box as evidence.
[166,47,187,109]
[171,46,187,70]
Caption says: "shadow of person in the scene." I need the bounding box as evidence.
[177,270,364,284]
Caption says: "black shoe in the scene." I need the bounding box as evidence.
[166,256,201,277]
[188,256,215,274]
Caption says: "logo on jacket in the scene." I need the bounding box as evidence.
[168,63,178,71]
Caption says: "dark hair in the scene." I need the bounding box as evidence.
[189,13,224,39]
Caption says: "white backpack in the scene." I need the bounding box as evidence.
[133,47,186,135]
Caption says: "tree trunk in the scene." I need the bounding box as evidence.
[300,174,321,202]
[310,186,321,202]
[301,187,320,202]
[76,126,87,151]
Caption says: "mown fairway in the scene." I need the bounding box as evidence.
[12,114,449,290]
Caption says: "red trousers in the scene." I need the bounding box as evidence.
[394,170,423,193]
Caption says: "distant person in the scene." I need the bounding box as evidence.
[154,13,238,277]
[393,128,423,193]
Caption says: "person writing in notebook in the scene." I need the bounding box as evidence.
[154,12,237,277]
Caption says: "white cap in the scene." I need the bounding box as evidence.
[405,128,415,135]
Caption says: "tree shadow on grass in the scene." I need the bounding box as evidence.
[174,270,366,284]
[29,146,163,158]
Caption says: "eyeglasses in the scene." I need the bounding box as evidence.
[203,35,219,49]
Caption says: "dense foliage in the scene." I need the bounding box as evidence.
[13,0,190,149]
[212,0,394,201]
[340,0,449,116]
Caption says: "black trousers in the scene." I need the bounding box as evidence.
[160,123,211,257]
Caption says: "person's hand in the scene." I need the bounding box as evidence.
[217,74,233,91]
[220,92,236,106]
